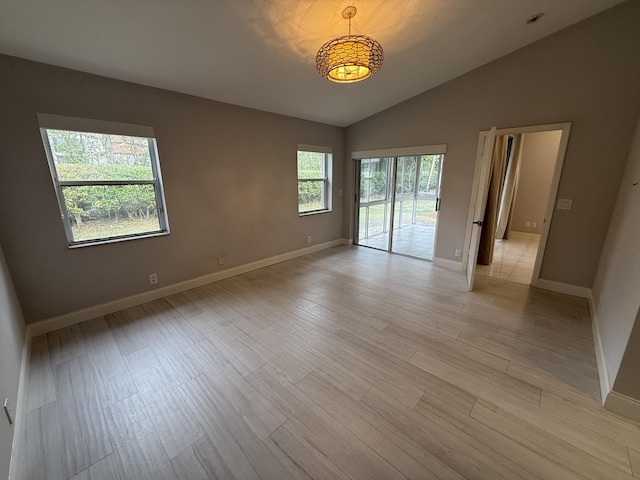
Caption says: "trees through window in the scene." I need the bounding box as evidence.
[39,115,169,246]
[297,147,332,214]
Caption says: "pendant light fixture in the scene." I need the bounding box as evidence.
[316,6,383,83]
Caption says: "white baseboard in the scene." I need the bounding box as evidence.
[604,391,640,421]
[433,257,464,271]
[588,296,611,406]
[534,278,592,299]
[8,332,30,480]
[27,239,347,337]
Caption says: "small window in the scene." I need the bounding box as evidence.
[38,114,169,247]
[297,145,332,215]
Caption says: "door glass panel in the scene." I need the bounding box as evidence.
[356,157,393,251]
[391,155,443,260]
[355,153,444,261]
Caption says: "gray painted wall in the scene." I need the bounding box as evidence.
[0,55,344,323]
[613,308,640,400]
[511,131,561,234]
[344,1,640,287]
[0,243,26,479]
[592,111,640,393]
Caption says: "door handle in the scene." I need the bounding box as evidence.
[473,220,484,226]
[435,198,441,212]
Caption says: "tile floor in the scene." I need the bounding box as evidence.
[357,224,436,260]
[476,232,540,284]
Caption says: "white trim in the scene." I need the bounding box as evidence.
[588,295,611,406]
[494,122,571,136]
[8,333,30,480]
[529,123,572,286]
[36,112,155,138]
[433,257,464,271]
[534,279,591,299]
[342,238,353,246]
[27,239,346,337]
[463,122,572,289]
[351,144,447,159]
[604,391,640,421]
[297,144,332,154]
[462,131,489,269]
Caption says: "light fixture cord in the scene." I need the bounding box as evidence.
[348,15,351,40]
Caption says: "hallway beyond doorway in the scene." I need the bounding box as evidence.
[476,232,540,284]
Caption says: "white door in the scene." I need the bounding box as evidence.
[466,127,496,291]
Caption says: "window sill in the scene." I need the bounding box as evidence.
[298,209,332,217]
[68,230,169,249]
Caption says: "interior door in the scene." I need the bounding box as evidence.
[466,127,496,291]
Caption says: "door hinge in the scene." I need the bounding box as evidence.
[472,220,484,226]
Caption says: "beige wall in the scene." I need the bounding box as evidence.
[0,242,26,479]
[511,131,561,234]
[613,308,640,400]
[592,111,640,395]
[0,55,344,323]
[344,1,640,287]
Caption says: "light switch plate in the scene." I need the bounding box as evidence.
[557,199,573,210]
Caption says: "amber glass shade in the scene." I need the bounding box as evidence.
[316,34,383,83]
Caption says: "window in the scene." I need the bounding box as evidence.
[297,145,332,215]
[38,114,169,247]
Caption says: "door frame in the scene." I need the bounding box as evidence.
[352,144,447,259]
[462,122,572,288]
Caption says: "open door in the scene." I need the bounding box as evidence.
[466,127,496,291]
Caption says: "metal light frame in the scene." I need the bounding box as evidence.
[316,6,383,83]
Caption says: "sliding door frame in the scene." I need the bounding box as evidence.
[352,144,447,259]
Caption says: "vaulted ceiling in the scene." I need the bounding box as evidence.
[0,0,625,126]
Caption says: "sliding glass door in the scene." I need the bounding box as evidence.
[356,157,393,251]
[355,153,444,261]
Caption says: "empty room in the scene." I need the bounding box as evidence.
[1,1,640,479]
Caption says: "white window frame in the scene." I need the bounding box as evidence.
[297,144,332,216]
[37,113,170,247]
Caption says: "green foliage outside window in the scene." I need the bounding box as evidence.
[47,130,159,228]
[297,150,329,212]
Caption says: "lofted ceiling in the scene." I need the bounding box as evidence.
[0,0,626,127]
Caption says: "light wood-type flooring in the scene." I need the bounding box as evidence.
[19,246,640,479]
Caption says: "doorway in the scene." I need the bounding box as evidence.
[354,148,445,261]
[464,123,571,291]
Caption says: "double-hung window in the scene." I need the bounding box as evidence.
[297,145,332,215]
[38,113,169,247]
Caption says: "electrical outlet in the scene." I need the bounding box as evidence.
[532,222,537,228]
[218,256,225,266]
[149,273,158,285]
[454,248,462,257]
[307,236,312,244]
[557,199,573,210]
[4,398,13,425]
[525,221,531,228]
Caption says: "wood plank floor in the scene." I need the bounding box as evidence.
[19,246,640,479]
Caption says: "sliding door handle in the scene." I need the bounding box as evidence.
[435,197,441,212]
